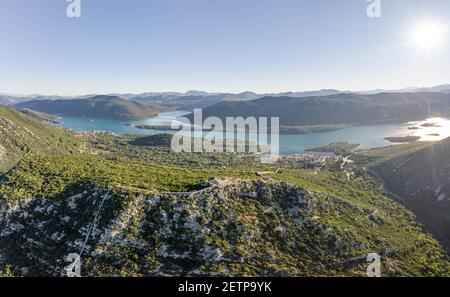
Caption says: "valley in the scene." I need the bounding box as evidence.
[0,104,449,276]
[355,140,450,253]
[50,111,450,155]
[2,0,450,283]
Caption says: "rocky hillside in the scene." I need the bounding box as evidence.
[15,95,158,119]
[369,138,450,252]
[0,155,448,276]
[0,105,79,172]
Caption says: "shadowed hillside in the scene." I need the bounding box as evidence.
[190,92,450,127]
[368,138,450,252]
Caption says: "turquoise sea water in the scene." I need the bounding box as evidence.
[57,112,450,155]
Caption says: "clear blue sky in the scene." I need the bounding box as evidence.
[0,0,449,95]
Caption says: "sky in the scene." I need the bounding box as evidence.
[0,0,449,96]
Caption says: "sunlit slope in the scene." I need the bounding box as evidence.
[0,105,80,171]
[15,95,158,119]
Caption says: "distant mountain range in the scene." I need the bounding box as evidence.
[355,84,450,95]
[15,95,158,119]
[3,85,450,125]
[2,84,450,109]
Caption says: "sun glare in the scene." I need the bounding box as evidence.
[411,20,449,51]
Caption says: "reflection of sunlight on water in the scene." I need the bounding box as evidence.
[406,117,450,141]
[59,113,450,155]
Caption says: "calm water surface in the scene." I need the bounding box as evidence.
[57,112,450,155]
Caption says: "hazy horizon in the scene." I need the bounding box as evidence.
[1,0,449,96]
[1,81,450,98]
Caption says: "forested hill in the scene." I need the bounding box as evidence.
[0,105,80,171]
[191,92,450,126]
[15,95,158,119]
